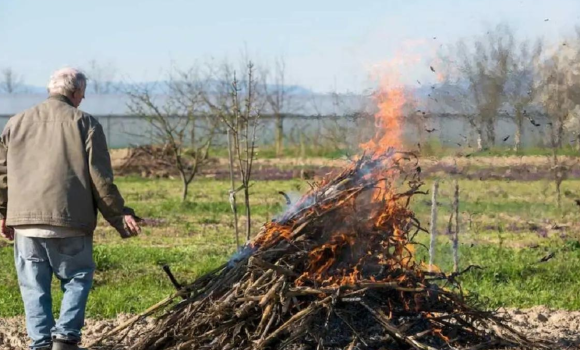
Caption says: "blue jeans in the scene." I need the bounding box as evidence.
[14,234,95,349]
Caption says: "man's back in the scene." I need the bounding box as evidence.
[0,68,140,350]
[3,95,97,233]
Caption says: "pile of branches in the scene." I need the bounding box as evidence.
[117,144,175,177]
[112,152,548,350]
[118,144,214,178]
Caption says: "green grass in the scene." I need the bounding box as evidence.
[404,138,580,158]
[415,236,580,309]
[2,174,580,318]
[467,146,580,157]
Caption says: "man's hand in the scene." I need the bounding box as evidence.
[124,215,141,237]
[0,219,14,241]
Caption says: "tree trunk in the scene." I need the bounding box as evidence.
[557,118,565,149]
[190,119,196,148]
[486,117,495,147]
[275,113,284,157]
[472,116,485,150]
[576,134,580,152]
[244,185,251,243]
[180,172,189,202]
[514,109,523,152]
[549,122,562,210]
[476,129,484,151]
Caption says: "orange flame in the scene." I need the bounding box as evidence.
[360,61,408,157]
[360,88,405,155]
[250,57,430,290]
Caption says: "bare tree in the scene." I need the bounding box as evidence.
[536,32,580,209]
[265,57,296,157]
[200,60,242,246]
[561,28,580,149]
[203,60,264,244]
[539,45,580,148]
[505,39,543,152]
[454,24,514,149]
[126,70,218,201]
[86,59,117,94]
[231,63,262,243]
[535,33,580,208]
[0,68,24,94]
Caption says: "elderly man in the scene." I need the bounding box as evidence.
[0,67,140,350]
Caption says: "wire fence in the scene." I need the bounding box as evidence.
[0,112,561,150]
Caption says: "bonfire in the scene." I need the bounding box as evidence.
[95,71,549,350]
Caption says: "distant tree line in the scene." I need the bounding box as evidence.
[433,24,580,152]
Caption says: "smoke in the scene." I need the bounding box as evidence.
[228,245,256,267]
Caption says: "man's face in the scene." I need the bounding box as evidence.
[70,87,86,108]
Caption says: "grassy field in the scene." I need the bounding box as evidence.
[1,172,580,318]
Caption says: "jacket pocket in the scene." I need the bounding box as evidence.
[56,236,85,258]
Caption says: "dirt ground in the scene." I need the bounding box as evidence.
[0,314,155,350]
[0,307,579,349]
[110,148,580,182]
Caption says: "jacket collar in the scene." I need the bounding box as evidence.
[48,94,75,108]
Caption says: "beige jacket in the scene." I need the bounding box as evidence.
[0,94,136,237]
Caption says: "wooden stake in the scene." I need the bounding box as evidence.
[452,179,460,273]
[429,181,439,273]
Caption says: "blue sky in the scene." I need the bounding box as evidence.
[0,0,579,93]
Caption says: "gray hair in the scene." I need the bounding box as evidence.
[47,67,87,96]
